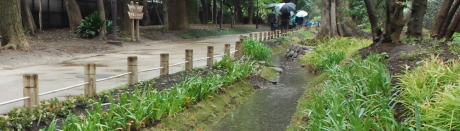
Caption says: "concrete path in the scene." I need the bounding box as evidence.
[0,33,246,113]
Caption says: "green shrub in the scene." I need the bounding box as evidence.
[397,55,460,130]
[74,12,112,38]
[300,37,371,71]
[242,39,272,63]
[305,54,411,130]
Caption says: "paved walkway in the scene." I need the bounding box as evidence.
[0,33,246,113]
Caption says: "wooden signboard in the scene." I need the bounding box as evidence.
[127,1,143,42]
[127,4,143,19]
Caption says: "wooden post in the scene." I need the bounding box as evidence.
[135,2,140,41]
[160,53,169,75]
[249,33,253,40]
[271,31,274,39]
[277,30,280,37]
[207,46,214,67]
[235,41,242,59]
[185,49,193,71]
[259,32,262,41]
[23,74,38,109]
[254,33,258,41]
[130,1,135,42]
[224,44,230,56]
[84,63,96,96]
[128,56,138,86]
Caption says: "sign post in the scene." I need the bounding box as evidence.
[127,1,143,42]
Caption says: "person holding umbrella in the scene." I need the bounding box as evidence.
[268,9,277,31]
[275,2,296,30]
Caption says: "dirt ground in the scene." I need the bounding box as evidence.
[0,24,262,69]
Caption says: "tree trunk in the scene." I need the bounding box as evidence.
[168,0,189,30]
[234,0,243,24]
[336,0,363,37]
[330,0,337,36]
[213,0,217,24]
[141,0,151,26]
[406,0,428,38]
[64,0,82,31]
[200,0,208,24]
[248,0,254,24]
[315,0,363,39]
[39,0,42,31]
[163,0,169,31]
[364,0,382,42]
[97,0,106,38]
[438,0,460,38]
[315,0,331,38]
[431,0,454,38]
[445,9,460,39]
[21,0,37,35]
[380,0,405,43]
[0,0,30,51]
[187,0,201,24]
[121,0,132,34]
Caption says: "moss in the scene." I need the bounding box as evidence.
[260,67,279,81]
[143,81,255,131]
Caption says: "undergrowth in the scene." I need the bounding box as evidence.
[300,37,371,72]
[397,55,460,130]
[304,54,412,130]
[242,38,272,64]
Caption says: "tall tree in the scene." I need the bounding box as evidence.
[406,0,428,38]
[168,0,189,30]
[97,0,106,38]
[248,0,254,24]
[213,0,217,24]
[163,0,169,31]
[201,0,209,24]
[64,0,82,31]
[365,0,405,44]
[0,0,30,51]
[364,0,382,42]
[438,0,460,38]
[431,0,454,38]
[141,0,152,26]
[21,0,37,35]
[187,0,201,24]
[315,0,363,38]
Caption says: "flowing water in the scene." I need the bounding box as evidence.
[211,52,317,131]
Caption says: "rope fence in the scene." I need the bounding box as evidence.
[0,29,298,110]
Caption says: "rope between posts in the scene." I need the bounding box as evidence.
[0,97,30,106]
[39,82,90,96]
[169,61,188,67]
[138,67,163,73]
[96,72,132,82]
[193,57,209,61]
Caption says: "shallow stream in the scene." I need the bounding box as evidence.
[211,52,317,131]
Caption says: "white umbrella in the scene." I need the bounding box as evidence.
[274,3,285,14]
[296,10,308,17]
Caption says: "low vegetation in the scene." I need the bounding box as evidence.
[74,11,113,38]
[397,56,460,130]
[242,38,272,63]
[300,37,371,72]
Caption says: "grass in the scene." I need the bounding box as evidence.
[260,67,279,81]
[303,54,411,130]
[242,38,272,63]
[397,55,460,130]
[54,57,255,131]
[181,26,268,39]
[145,80,255,131]
[300,37,371,72]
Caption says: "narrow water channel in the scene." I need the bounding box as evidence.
[211,52,317,131]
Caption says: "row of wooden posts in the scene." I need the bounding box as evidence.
[12,29,299,109]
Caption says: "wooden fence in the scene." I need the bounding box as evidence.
[0,29,298,109]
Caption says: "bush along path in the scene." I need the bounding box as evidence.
[0,29,281,131]
[289,35,460,130]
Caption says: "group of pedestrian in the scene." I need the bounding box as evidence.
[267,8,318,31]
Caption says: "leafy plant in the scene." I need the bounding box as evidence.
[242,38,272,63]
[397,55,460,130]
[74,12,112,38]
[305,54,412,130]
